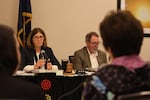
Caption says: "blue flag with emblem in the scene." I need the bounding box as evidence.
[17,0,32,48]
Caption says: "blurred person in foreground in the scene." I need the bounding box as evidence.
[82,10,150,100]
[73,32,107,71]
[0,24,45,100]
[20,27,61,72]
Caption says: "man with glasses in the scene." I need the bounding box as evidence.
[73,32,107,71]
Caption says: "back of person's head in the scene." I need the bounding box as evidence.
[100,10,144,57]
[85,32,99,42]
[27,27,47,48]
[0,24,19,75]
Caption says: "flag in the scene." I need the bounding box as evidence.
[17,0,32,48]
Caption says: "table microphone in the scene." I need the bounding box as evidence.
[40,50,48,60]
[40,50,48,69]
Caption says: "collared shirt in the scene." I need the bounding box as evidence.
[87,48,99,68]
[33,52,40,65]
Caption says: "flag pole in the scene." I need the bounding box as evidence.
[23,16,26,47]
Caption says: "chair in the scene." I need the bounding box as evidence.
[68,55,74,63]
[117,91,150,100]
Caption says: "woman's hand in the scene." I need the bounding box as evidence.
[46,62,52,70]
[34,59,45,69]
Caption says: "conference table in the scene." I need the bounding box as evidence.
[15,69,93,100]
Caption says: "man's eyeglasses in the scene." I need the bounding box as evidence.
[89,41,99,45]
[33,36,44,40]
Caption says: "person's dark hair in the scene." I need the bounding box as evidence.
[0,24,18,75]
[100,10,144,57]
[27,27,47,48]
[85,32,99,42]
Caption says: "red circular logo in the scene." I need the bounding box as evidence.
[41,79,51,91]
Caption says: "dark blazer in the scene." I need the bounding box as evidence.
[73,47,107,70]
[0,72,45,100]
[20,47,61,70]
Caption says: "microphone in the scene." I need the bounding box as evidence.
[40,50,48,60]
[39,50,48,69]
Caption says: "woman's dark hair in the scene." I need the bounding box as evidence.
[0,24,18,75]
[100,10,144,57]
[27,27,47,48]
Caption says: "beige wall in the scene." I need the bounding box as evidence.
[0,0,150,62]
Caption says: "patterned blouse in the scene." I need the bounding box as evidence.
[82,63,150,100]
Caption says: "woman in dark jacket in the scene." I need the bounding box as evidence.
[20,28,60,71]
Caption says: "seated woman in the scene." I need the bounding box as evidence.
[20,27,61,72]
[82,10,150,100]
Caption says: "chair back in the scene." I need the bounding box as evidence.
[69,55,74,63]
[117,91,150,100]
